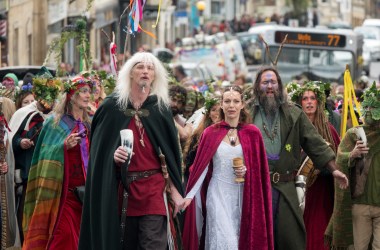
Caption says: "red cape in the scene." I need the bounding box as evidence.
[183,121,274,250]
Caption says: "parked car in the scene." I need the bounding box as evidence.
[354,26,380,74]
[0,66,56,83]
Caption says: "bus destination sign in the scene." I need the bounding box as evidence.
[275,31,346,48]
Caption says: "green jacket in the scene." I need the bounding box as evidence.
[252,102,335,250]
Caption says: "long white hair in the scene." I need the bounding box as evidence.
[115,52,170,111]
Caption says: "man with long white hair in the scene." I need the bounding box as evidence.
[79,52,184,250]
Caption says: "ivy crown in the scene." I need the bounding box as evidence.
[63,78,95,93]
[286,81,329,104]
[204,96,220,113]
[361,81,380,120]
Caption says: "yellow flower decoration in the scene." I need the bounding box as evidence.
[285,144,292,152]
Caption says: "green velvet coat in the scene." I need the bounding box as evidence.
[251,102,336,250]
[78,94,184,250]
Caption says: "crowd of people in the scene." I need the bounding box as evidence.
[0,51,379,250]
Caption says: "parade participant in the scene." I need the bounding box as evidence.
[22,75,92,249]
[183,88,204,119]
[15,83,34,110]
[87,72,106,116]
[9,68,60,244]
[183,96,220,183]
[325,82,380,250]
[288,81,340,250]
[245,66,349,250]
[15,73,35,110]
[0,96,19,249]
[1,73,18,100]
[182,86,273,250]
[79,52,184,250]
[169,85,192,143]
[173,65,194,87]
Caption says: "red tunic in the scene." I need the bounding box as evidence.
[124,117,166,216]
[49,132,86,250]
[303,123,341,250]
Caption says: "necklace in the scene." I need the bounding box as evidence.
[259,109,279,144]
[262,121,278,144]
[134,115,145,147]
[227,129,237,146]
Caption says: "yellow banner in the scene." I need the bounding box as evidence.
[340,67,362,138]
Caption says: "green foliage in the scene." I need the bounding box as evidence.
[286,81,330,104]
[44,18,92,73]
[32,77,62,106]
[361,82,380,120]
[204,96,220,113]
[98,71,117,95]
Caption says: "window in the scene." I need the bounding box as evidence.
[211,0,224,15]
[13,28,18,65]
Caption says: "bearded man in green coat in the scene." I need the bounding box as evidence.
[246,66,349,250]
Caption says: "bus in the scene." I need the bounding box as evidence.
[237,25,363,83]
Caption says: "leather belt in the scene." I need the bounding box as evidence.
[127,169,161,183]
[270,172,296,183]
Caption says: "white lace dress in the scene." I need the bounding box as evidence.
[205,141,244,250]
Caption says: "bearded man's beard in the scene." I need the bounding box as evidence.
[258,89,282,123]
[171,107,180,116]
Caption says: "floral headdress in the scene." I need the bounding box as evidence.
[361,82,380,120]
[63,75,95,97]
[287,81,330,105]
[33,77,62,110]
[204,96,220,113]
[14,82,33,100]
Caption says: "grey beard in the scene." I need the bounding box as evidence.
[259,95,280,124]
[138,81,150,93]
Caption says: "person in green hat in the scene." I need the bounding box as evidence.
[1,73,19,100]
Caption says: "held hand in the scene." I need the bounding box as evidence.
[113,146,129,166]
[234,165,247,178]
[0,162,8,174]
[350,140,369,159]
[169,187,185,218]
[20,138,34,149]
[332,170,349,189]
[65,133,81,150]
[182,198,192,211]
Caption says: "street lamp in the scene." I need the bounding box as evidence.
[196,1,206,32]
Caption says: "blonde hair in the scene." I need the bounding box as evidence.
[53,93,90,125]
[115,52,170,111]
[0,97,16,122]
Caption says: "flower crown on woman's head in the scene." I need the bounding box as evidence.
[63,76,95,94]
[14,83,33,100]
[361,82,380,120]
[204,96,220,113]
[287,81,330,104]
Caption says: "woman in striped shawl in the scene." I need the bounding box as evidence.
[22,76,93,249]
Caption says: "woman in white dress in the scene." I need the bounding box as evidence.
[182,86,273,250]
